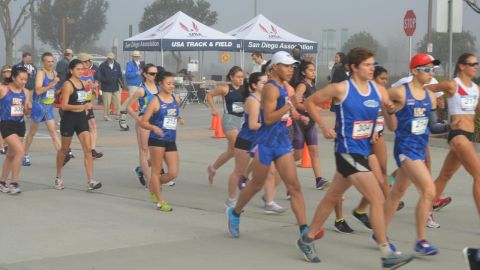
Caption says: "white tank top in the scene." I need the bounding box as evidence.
[447,77,479,115]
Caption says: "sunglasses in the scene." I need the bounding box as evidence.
[146,72,157,76]
[463,62,479,67]
[416,66,435,73]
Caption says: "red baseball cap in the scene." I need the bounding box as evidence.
[410,54,441,69]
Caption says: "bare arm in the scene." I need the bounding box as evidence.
[126,88,144,121]
[293,83,306,112]
[207,85,228,116]
[262,83,291,125]
[139,97,163,136]
[23,88,32,115]
[246,97,261,130]
[376,84,397,131]
[35,70,59,96]
[426,80,456,96]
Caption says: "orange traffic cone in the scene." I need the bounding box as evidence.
[209,115,217,130]
[298,143,312,168]
[212,115,225,138]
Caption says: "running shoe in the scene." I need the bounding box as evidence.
[226,207,240,238]
[225,198,237,208]
[162,180,176,187]
[463,247,480,270]
[334,219,354,234]
[23,155,31,166]
[371,234,398,253]
[296,237,321,263]
[207,164,216,184]
[134,166,146,187]
[0,147,6,155]
[433,197,452,211]
[0,181,9,193]
[156,201,173,212]
[68,149,75,159]
[91,149,103,159]
[63,152,71,167]
[54,177,65,190]
[382,253,414,270]
[286,191,291,200]
[8,183,21,194]
[237,175,248,190]
[264,201,287,214]
[315,177,330,190]
[426,212,440,228]
[397,201,405,211]
[87,180,102,190]
[414,239,439,256]
[352,210,372,230]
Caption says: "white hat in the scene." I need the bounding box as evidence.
[268,51,299,69]
[77,53,92,62]
[107,52,115,59]
[133,51,141,57]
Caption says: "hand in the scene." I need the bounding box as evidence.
[321,126,337,139]
[153,126,165,137]
[384,101,396,114]
[370,132,379,144]
[301,116,310,125]
[53,77,60,84]
[84,103,93,110]
[25,103,32,115]
[211,110,219,116]
[178,117,185,125]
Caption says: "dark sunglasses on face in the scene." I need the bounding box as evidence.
[147,72,157,76]
[464,62,479,67]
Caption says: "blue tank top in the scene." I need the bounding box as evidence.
[394,83,431,150]
[238,94,261,142]
[224,84,245,117]
[334,80,381,156]
[0,88,26,121]
[138,84,159,115]
[253,80,291,148]
[33,71,56,105]
[149,94,179,142]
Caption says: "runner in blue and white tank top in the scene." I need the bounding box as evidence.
[384,53,440,256]
[23,52,62,166]
[206,66,245,184]
[299,48,413,269]
[0,66,31,194]
[126,64,160,189]
[140,71,183,212]
[226,51,310,241]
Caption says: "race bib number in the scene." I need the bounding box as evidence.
[232,102,244,113]
[46,89,55,99]
[77,90,87,103]
[411,117,428,135]
[375,116,384,133]
[11,105,24,117]
[461,96,477,111]
[352,120,374,139]
[163,116,177,130]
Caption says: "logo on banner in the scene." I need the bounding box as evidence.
[259,24,281,39]
[179,21,203,37]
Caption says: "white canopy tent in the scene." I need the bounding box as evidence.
[123,11,241,66]
[228,14,318,68]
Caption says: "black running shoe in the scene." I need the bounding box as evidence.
[68,149,75,159]
[464,247,480,270]
[397,201,405,211]
[63,152,71,167]
[334,219,354,234]
[92,149,103,159]
[134,166,146,187]
[352,210,372,230]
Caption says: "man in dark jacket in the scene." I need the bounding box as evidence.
[16,52,36,91]
[55,49,73,87]
[97,52,123,121]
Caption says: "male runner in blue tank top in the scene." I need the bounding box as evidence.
[298,48,414,269]
[226,51,311,239]
[383,54,440,256]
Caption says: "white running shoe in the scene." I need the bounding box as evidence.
[0,182,9,193]
[54,177,65,190]
[264,201,287,214]
[426,212,440,228]
[162,180,176,187]
[8,183,21,195]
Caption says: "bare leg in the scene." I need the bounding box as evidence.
[23,121,39,155]
[2,135,24,182]
[77,131,94,182]
[56,136,73,178]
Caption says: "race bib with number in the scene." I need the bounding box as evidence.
[77,90,87,103]
[411,117,428,135]
[232,102,244,113]
[375,116,385,133]
[163,116,177,130]
[352,120,374,139]
[461,96,478,111]
[11,105,24,117]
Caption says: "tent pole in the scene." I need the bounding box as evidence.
[161,48,164,67]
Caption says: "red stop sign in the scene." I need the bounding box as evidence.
[404,10,416,36]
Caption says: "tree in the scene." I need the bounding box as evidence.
[416,31,476,71]
[139,0,218,71]
[0,0,33,65]
[341,31,388,64]
[34,0,109,52]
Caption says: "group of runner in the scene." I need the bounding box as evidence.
[0,47,478,269]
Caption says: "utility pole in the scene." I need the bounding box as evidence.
[427,0,433,52]
[448,0,453,79]
[30,0,35,61]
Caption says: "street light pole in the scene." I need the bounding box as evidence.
[427,0,433,52]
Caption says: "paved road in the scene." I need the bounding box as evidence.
[0,104,478,269]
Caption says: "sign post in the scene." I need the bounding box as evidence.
[404,9,416,71]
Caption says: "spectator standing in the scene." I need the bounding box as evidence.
[55,49,74,87]
[97,53,123,121]
[251,52,267,74]
[16,52,36,91]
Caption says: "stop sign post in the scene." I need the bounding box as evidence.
[404,10,416,71]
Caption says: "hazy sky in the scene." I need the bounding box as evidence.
[2,0,480,75]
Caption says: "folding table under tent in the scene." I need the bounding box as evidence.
[123,11,242,66]
[227,14,318,68]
